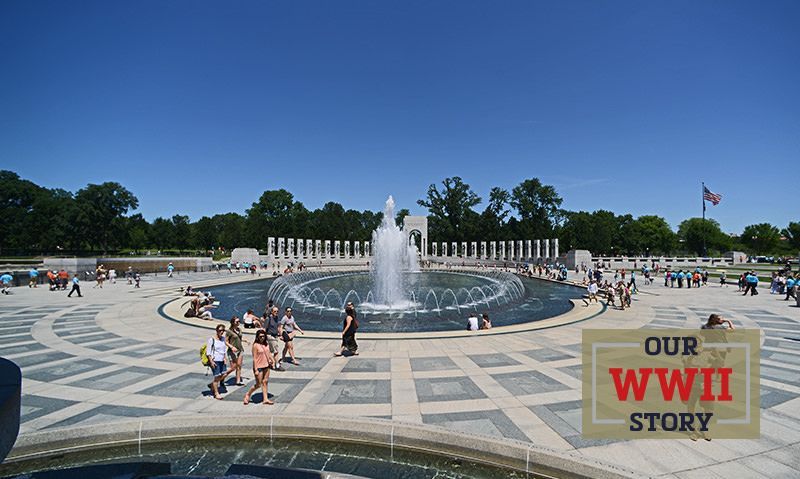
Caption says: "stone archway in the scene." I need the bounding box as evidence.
[402,216,428,257]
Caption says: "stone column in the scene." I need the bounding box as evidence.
[534,240,541,260]
[497,242,504,260]
[306,240,313,258]
[334,241,341,257]
[471,242,477,259]
[288,239,295,258]
[344,241,350,258]
[480,242,487,259]
[460,242,467,258]
[278,238,285,257]
[451,242,457,258]
[544,239,550,260]
[422,236,428,257]
[268,237,275,257]
[324,240,331,257]
[364,241,370,257]
[354,241,360,257]
[553,238,559,259]
[507,241,514,260]
[432,243,438,256]
[490,241,496,260]
[525,240,532,260]
[315,240,322,258]
[516,241,523,261]
[442,242,448,257]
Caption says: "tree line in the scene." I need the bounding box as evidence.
[1,170,798,257]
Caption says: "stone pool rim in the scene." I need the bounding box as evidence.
[158,273,604,340]
[2,415,638,479]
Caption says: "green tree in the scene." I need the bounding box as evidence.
[124,214,151,250]
[677,218,731,256]
[171,215,191,249]
[246,189,303,247]
[510,178,562,238]
[417,177,481,242]
[480,187,511,240]
[215,213,246,251]
[394,208,410,228]
[73,182,138,251]
[559,210,623,255]
[150,217,175,250]
[740,223,781,254]
[781,222,800,251]
[619,215,676,255]
[191,216,217,250]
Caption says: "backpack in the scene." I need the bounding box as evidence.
[200,339,215,366]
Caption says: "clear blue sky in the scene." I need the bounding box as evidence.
[1,0,798,233]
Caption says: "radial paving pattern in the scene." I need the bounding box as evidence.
[1,270,799,478]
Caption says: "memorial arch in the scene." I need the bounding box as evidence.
[402,215,428,257]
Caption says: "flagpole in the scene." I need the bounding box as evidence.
[702,181,707,257]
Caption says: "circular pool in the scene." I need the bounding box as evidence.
[205,270,582,332]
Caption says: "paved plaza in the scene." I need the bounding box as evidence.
[1,271,799,478]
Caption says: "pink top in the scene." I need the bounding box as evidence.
[253,343,271,370]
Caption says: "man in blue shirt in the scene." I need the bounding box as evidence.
[677,270,685,288]
[743,272,759,296]
[67,274,82,297]
[1,273,13,294]
[28,267,39,288]
[786,275,797,301]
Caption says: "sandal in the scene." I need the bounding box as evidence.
[243,394,250,405]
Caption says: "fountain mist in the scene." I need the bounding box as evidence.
[370,196,419,306]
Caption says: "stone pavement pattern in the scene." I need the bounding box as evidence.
[1,271,799,478]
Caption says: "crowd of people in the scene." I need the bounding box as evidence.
[197,290,359,403]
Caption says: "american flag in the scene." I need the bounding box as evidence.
[703,186,722,205]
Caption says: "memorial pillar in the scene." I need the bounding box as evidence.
[334,241,341,257]
[324,240,331,257]
[490,241,496,260]
[354,241,360,257]
[525,240,532,260]
[471,242,477,259]
[544,239,550,260]
[268,237,275,257]
[553,238,559,259]
[344,241,350,258]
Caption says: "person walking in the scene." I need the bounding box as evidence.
[243,330,274,405]
[335,302,359,357]
[785,275,797,301]
[67,274,82,297]
[1,272,13,295]
[226,316,247,386]
[28,267,39,288]
[264,306,284,371]
[586,280,599,304]
[279,307,305,365]
[167,262,175,278]
[206,324,231,400]
[743,272,759,296]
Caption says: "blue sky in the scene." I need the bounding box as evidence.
[1,0,798,233]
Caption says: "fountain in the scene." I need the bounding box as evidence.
[368,196,419,308]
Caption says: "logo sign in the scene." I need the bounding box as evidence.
[582,329,759,439]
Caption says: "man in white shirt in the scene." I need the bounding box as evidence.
[466,313,479,331]
[587,280,599,304]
